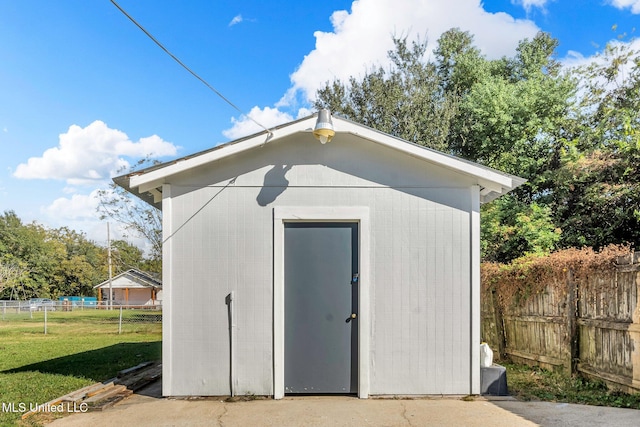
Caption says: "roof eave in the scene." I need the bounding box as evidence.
[479,175,527,204]
[336,120,526,199]
[115,114,526,208]
[128,116,316,194]
[113,174,162,210]
[93,269,163,289]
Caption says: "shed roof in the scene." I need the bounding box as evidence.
[94,269,162,290]
[115,113,525,207]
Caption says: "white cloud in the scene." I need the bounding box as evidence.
[229,14,243,26]
[222,106,295,140]
[609,0,640,13]
[41,190,106,245]
[44,190,101,221]
[63,186,79,194]
[511,0,550,12]
[563,38,640,66]
[295,108,314,119]
[13,120,178,185]
[561,50,589,69]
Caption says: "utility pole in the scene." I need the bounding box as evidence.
[107,222,113,310]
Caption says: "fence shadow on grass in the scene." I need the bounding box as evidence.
[2,341,161,381]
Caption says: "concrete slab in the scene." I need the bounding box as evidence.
[48,394,536,427]
[45,380,640,427]
[492,400,640,427]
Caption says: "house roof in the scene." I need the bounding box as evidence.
[115,112,525,208]
[94,268,162,289]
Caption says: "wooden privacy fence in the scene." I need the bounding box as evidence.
[481,252,640,394]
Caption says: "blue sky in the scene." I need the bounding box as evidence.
[1,0,639,248]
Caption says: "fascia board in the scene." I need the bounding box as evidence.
[128,115,523,197]
[94,275,161,289]
[130,118,316,192]
[336,119,516,190]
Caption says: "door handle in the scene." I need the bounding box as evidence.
[345,313,357,323]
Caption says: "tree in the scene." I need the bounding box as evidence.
[0,211,115,299]
[96,159,163,266]
[315,35,457,152]
[551,41,640,250]
[48,227,106,296]
[433,28,485,97]
[0,211,66,298]
[315,29,576,262]
[481,196,561,262]
[0,261,27,299]
[448,32,576,196]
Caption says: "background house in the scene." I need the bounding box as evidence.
[95,269,162,307]
[116,112,523,398]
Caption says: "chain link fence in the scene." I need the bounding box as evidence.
[0,300,162,334]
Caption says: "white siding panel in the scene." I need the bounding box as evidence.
[161,184,173,396]
[164,135,476,396]
[367,191,471,394]
[166,186,272,396]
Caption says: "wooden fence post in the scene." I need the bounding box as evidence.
[491,289,507,360]
[566,268,579,374]
[631,263,640,389]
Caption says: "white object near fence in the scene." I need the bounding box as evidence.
[480,343,493,367]
[119,306,123,334]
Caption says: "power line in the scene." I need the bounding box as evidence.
[109,0,272,136]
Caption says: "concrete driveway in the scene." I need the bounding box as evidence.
[47,395,534,427]
[47,382,640,427]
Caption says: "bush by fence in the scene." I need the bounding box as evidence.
[481,245,640,393]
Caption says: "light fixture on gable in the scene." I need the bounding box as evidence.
[313,109,335,144]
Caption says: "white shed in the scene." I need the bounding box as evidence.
[115,112,523,398]
[94,269,162,307]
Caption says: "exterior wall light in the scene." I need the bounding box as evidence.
[313,109,335,144]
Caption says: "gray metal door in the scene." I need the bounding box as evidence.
[284,222,358,394]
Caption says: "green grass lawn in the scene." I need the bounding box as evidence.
[0,310,161,426]
[505,363,640,409]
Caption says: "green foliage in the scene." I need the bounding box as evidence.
[553,148,640,248]
[433,28,485,96]
[315,28,640,262]
[450,32,576,194]
[481,197,561,262]
[110,240,144,271]
[315,35,457,152]
[551,41,640,250]
[0,211,155,300]
[0,212,68,299]
[316,29,577,262]
[47,227,106,297]
[505,363,640,408]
